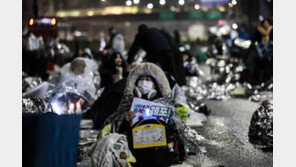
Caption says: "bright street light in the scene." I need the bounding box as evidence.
[194,4,200,10]
[179,0,185,5]
[126,0,132,6]
[147,3,153,9]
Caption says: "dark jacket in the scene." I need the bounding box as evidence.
[99,52,127,87]
[87,78,127,129]
[159,29,186,86]
[127,28,172,64]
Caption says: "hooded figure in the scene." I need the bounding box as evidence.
[96,63,202,166]
[102,62,172,133]
[55,57,97,101]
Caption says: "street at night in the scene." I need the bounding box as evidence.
[20,0,274,166]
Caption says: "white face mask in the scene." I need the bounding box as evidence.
[137,80,153,95]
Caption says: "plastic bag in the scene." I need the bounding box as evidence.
[57,58,97,100]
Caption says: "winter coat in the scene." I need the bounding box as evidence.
[127,28,172,64]
[89,71,186,129]
[88,78,127,129]
[98,63,202,157]
[159,29,186,86]
[102,62,172,133]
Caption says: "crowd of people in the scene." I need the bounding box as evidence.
[22,19,273,166]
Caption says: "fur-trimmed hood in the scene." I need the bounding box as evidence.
[125,62,171,97]
[102,63,173,132]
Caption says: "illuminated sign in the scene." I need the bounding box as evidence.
[201,0,229,5]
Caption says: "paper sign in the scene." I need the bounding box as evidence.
[130,98,174,124]
[132,124,167,149]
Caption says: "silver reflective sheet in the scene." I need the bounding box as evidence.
[250,91,273,102]
[99,95,205,164]
[22,97,53,114]
[45,82,91,115]
[78,129,100,160]
[22,77,43,92]
[249,102,273,148]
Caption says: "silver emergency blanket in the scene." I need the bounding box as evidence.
[248,102,273,148]
[44,84,90,115]
[22,77,43,93]
[184,58,206,83]
[228,82,253,97]
[250,80,273,102]
[184,81,230,101]
[207,61,244,84]
[22,97,53,114]
[206,82,258,100]
[94,63,204,165]
[22,82,56,98]
[206,40,245,84]
[44,64,95,115]
[250,91,273,102]
[182,76,207,101]
[181,77,209,114]
[154,98,205,164]
[183,75,249,101]
[206,83,232,100]
[99,95,204,163]
[91,133,130,167]
[171,84,187,106]
[78,129,99,160]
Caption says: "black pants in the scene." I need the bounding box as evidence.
[152,50,186,86]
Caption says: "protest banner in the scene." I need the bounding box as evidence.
[130,98,174,125]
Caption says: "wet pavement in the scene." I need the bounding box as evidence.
[193,98,273,167]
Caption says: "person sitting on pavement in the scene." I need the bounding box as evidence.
[99,51,128,87]
[102,62,172,134]
[95,63,202,167]
[55,57,97,104]
[87,70,188,129]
